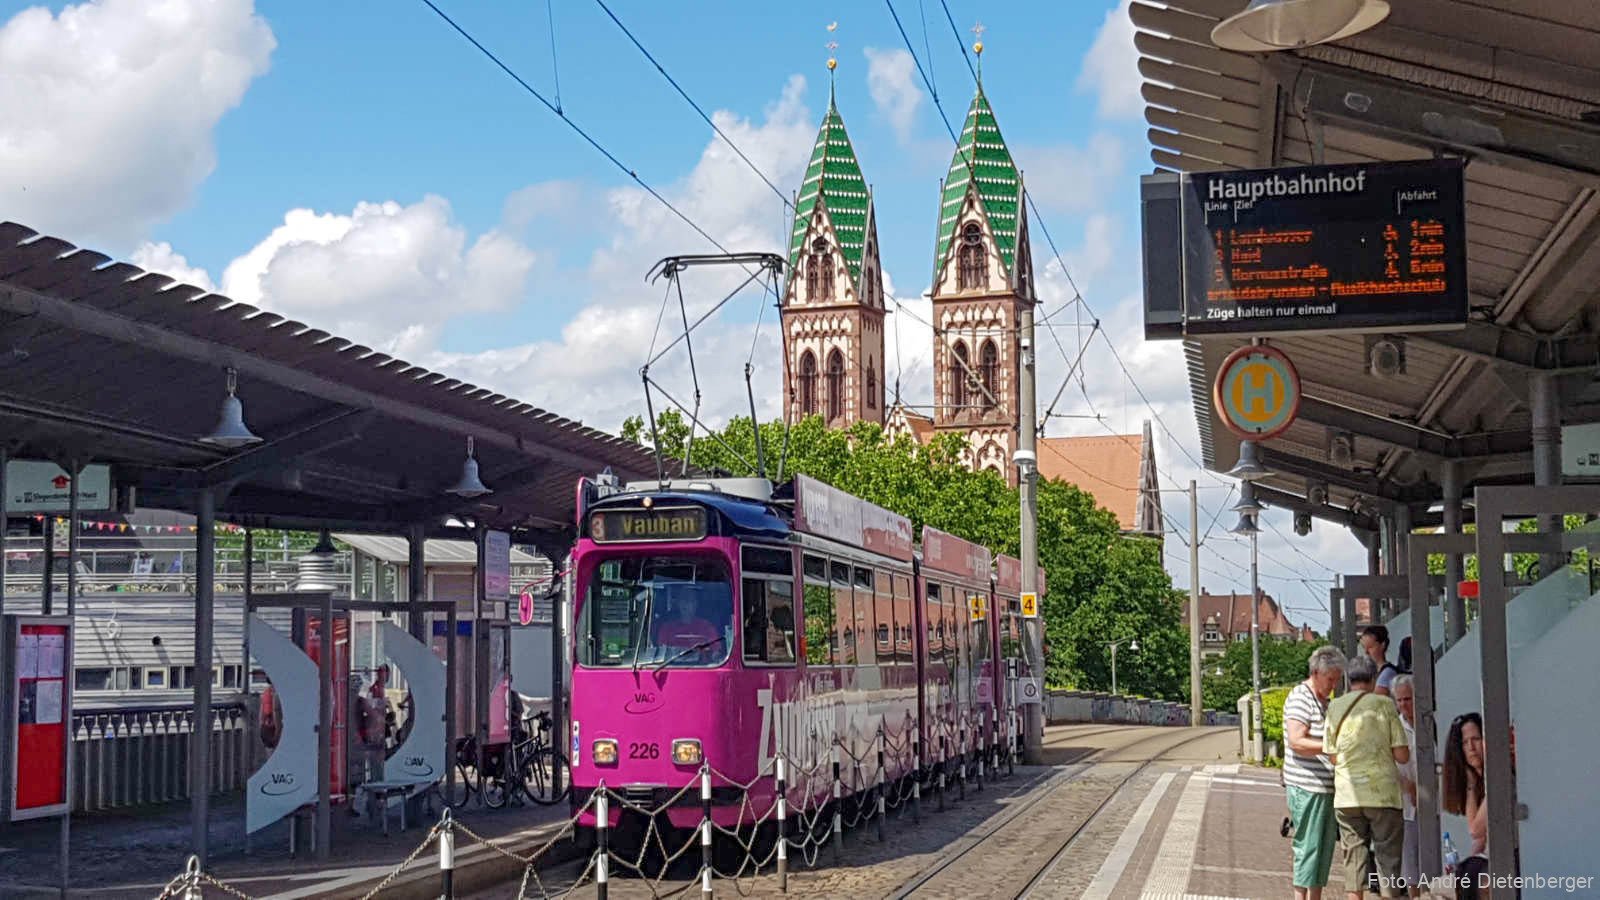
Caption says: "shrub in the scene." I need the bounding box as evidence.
[1261,685,1291,746]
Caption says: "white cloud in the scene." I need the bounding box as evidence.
[219,197,536,358]
[129,241,216,292]
[0,0,275,248]
[425,75,818,428]
[1077,0,1142,121]
[1016,132,1128,215]
[863,47,923,142]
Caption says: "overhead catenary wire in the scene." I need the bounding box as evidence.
[545,0,563,113]
[590,0,793,212]
[419,0,771,279]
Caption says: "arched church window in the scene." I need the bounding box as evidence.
[799,351,818,416]
[958,223,985,291]
[951,341,970,412]
[980,339,998,411]
[866,361,877,410]
[808,239,833,302]
[826,349,845,422]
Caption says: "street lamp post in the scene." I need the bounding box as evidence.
[1105,636,1139,695]
[1229,461,1268,764]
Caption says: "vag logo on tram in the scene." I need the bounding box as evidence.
[625,691,663,714]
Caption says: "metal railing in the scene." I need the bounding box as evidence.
[70,703,252,813]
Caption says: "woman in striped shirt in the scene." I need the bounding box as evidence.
[1285,646,1346,900]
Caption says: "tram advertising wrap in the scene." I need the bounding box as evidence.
[1180,159,1467,336]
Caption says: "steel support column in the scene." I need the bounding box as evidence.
[1408,533,1471,884]
[1530,374,1563,576]
[407,523,427,643]
[1441,461,1466,645]
[547,549,566,799]
[192,488,216,866]
[1328,584,1343,655]
[1394,505,1412,613]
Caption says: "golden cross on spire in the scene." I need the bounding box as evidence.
[827,21,839,71]
[971,20,986,55]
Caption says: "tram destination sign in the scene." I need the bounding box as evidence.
[588,506,707,543]
[1179,159,1466,336]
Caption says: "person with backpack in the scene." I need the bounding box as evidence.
[1361,625,1400,696]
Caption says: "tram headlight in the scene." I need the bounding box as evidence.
[592,739,618,766]
[672,739,702,766]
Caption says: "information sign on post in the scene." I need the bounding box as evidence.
[1213,345,1302,441]
[1020,591,1039,619]
[484,530,511,613]
[1016,678,1043,706]
[5,461,112,513]
[3,615,74,821]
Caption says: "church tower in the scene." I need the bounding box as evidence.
[928,56,1035,484]
[781,64,887,428]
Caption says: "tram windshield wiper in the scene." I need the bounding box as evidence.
[653,636,724,672]
[631,586,655,674]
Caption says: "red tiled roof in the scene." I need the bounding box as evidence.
[1036,433,1144,528]
[1182,589,1303,640]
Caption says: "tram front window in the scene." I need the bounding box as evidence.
[579,556,734,668]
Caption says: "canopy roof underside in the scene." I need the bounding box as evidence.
[1138,0,1600,530]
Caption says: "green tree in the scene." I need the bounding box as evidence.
[1199,637,1319,711]
[622,411,1190,701]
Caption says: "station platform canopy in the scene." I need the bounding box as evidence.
[1134,1,1600,529]
[0,222,659,552]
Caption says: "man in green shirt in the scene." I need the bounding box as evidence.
[1324,654,1410,899]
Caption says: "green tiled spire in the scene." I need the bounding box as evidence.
[789,90,871,281]
[934,87,1022,278]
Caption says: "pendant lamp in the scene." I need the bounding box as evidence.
[199,367,262,448]
[447,435,492,498]
[1211,0,1389,53]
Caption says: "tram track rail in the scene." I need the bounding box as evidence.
[885,726,1220,900]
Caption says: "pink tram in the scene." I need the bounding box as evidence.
[567,473,1042,838]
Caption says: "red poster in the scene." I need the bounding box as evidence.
[15,623,69,814]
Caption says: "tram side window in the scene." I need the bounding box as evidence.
[873,571,893,664]
[742,578,797,665]
[802,554,833,666]
[832,561,856,666]
[853,566,876,667]
[893,574,913,664]
[743,545,797,665]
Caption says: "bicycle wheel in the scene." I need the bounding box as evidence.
[446,760,474,809]
[482,746,512,809]
[522,747,570,805]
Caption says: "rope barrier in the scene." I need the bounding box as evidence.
[152,716,1028,899]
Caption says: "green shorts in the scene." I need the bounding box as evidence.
[1287,784,1337,888]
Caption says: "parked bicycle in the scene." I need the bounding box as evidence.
[444,710,569,809]
[506,710,569,806]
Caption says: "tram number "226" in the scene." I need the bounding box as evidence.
[628,742,660,760]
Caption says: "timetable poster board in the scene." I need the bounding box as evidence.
[1181,159,1467,336]
[5,615,73,821]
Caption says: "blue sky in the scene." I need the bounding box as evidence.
[0,0,1360,627]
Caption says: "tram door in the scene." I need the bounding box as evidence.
[967,592,993,742]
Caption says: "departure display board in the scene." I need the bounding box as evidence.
[1181,159,1467,336]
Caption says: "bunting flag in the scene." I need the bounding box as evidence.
[65,519,247,535]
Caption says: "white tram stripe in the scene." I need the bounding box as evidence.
[1139,768,1213,895]
[1078,772,1176,900]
